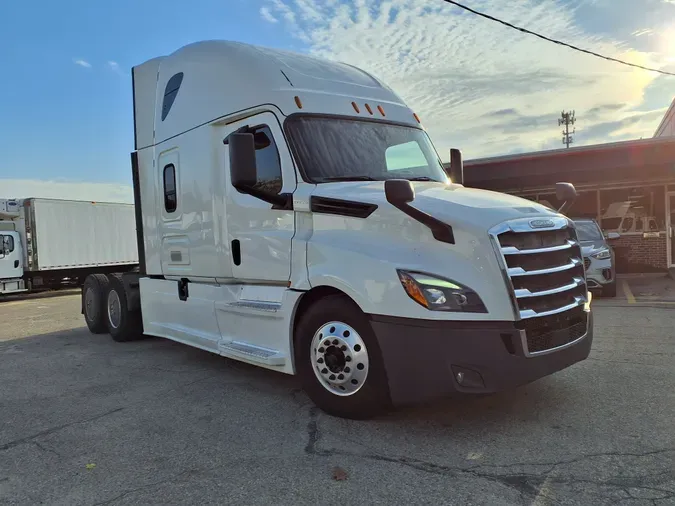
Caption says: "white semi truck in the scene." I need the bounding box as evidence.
[0,198,138,295]
[80,40,594,419]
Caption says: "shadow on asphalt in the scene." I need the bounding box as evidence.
[0,325,575,428]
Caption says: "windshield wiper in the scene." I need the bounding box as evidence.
[321,176,380,182]
[406,176,437,181]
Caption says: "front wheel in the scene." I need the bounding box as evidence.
[601,281,617,298]
[295,294,391,420]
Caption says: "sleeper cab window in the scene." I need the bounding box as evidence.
[161,72,184,121]
[163,164,177,213]
[251,126,283,195]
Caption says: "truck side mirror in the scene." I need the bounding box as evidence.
[384,179,415,205]
[449,148,464,185]
[226,131,290,209]
[555,182,577,214]
[228,132,258,189]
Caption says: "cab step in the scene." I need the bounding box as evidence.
[218,341,287,366]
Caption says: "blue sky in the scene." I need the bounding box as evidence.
[2,0,675,202]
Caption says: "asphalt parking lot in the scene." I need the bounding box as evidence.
[1,288,674,506]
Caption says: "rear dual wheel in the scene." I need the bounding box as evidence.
[82,273,143,341]
[295,294,391,420]
[83,274,110,334]
[105,274,144,342]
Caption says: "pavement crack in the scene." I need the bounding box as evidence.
[317,448,549,498]
[31,440,62,459]
[0,407,123,452]
[304,406,320,454]
[473,447,675,473]
[305,441,675,500]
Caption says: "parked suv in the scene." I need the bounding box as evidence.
[573,218,619,297]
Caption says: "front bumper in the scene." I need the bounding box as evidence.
[584,257,614,289]
[369,308,593,406]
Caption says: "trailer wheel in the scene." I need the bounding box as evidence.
[295,294,391,420]
[82,274,110,334]
[105,274,144,342]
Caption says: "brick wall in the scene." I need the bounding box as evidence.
[610,234,668,273]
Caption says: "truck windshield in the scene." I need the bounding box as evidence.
[574,220,604,241]
[286,116,448,183]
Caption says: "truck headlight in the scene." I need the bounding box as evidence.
[397,270,487,313]
[591,248,611,260]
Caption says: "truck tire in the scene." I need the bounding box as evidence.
[105,273,144,342]
[602,281,617,298]
[82,274,110,334]
[295,294,392,420]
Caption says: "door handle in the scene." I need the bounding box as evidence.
[231,239,241,266]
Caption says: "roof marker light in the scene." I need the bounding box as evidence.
[365,103,373,115]
[352,102,360,113]
[413,113,421,123]
[294,96,303,109]
[377,105,386,117]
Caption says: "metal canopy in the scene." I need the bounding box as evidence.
[449,137,675,192]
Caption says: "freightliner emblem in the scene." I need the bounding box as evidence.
[529,219,555,229]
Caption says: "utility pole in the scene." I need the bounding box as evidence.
[559,110,576,148]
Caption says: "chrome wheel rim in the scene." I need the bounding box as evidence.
[107,290,121,329]
[310,321,369,396]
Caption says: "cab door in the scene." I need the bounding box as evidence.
[222,111,297,284]
[0,232,23,280]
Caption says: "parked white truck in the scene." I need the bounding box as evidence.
[80,40,594,419]
[0,198,138,295]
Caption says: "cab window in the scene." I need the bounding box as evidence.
[385,141,429,173]
[1,235,14,255]
[163,164,177,213]
[250,125,283,195]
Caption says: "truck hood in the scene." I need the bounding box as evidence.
[312,181,561,231]
[579,240,609,256]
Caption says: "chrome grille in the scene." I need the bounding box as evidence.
[518,307,588,354]
[490,216,589,355]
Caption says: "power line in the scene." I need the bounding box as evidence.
[440,0,675,77]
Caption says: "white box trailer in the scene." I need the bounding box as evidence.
[80,40,594,419]
[0,198,138,294]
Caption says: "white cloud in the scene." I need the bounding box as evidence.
[260,6,279,23]
[73,59,91,68]
[632,28,654,37]
[0,179,133,204]
[264,0,670,159]
[107,60,126,75]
